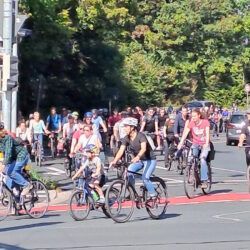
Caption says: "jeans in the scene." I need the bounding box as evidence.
[33,133,44,157]
[189,144,210,181]
[6,154,30,189]
[128,160,157,196]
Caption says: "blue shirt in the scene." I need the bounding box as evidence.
[46,114,61,131]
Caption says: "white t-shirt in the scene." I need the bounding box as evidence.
[79,134,99,149]
[81,156,104,176]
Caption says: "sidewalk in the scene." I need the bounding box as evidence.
[49,189,72,205]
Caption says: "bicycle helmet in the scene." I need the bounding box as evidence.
[123,117,138,127]
[85,144,97,153]
[72,111,79,117]
[84,112,93,118]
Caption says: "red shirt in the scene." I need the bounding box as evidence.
[188,119,209,145]
[108,115,121,127]
[72,130,82,140]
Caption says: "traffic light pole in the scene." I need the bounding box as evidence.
[2,0,13,131]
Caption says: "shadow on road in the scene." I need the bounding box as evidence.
[0,222,63,233]
[132,213,181,223]
[209,189,232,195]
[229,174,245,177]
[0,243,27,250]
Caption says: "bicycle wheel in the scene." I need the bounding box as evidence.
[0,186,12,221]
[69,190,90,221]
[105,180,135,223]
[202,162,212,195]
[144,177,168,219]
[23,180,49,218]
[35,143,42,167]
[51,138,55,158]
[64,160,71,178]
[247,165,250,193]
[184,164,197,199]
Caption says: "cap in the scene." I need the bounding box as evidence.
[67,114,74,119]
[72,111,79,117]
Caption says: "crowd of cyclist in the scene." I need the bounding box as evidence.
[0,102,239,205]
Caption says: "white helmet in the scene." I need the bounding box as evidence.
[123,117,138,127]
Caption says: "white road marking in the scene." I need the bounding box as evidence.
[43,166,66,176]
[213,210,250,222]
[212,167,246,174]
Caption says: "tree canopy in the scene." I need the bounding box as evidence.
[19,0,250,115]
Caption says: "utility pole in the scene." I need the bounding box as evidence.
[2,0,13,130]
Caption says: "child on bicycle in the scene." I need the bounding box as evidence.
[72,144,105,203]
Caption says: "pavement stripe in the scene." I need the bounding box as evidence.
[46,193,250,212]
[212,167,246,174]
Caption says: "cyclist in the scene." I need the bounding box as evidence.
[72,144,105,203]
[174,104,189,142]
[140,107,160,150]
[29,112,48,160]
[16,120,32,145]
[63,114,78,164]
[110,117,157,199]
[177,108,210,188]
[163,114,177,168]
[74,124,102,154]
[0,122,33,196]
[238,109,250,165]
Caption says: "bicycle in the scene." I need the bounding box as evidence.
[64,152,84,178]
[239,145,250,193]
[32,139,42,168]
[182,141,212,199]
[0,165,49,221]
[105,162,168,223]
[116,145,133,179]
[48,131,57,158]
[69,168,111,221]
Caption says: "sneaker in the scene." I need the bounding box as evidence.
[201,181,208,189]
[21,183,33,196]
[97,197,105,204]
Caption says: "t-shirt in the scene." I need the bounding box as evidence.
[241,121,250,145]
[30,120,46,134]
[143,115,158,132]
[92,116,103,130]
[114,120,127,140]
[81,156,104,176]
[73,130,82,140]
[63,123,78,140]
[121,132,156,160]
[46,114,61,131]
[188,119,210,146]
[79,134,99,149]
[158,115,168,128]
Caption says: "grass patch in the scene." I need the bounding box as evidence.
[29,169,58,190]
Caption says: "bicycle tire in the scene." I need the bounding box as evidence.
[105,180,135,223]
[0,186,12,221]
[23,180,49,219]
[184,164,197,199]
[69,190,90,221]
[51,138,55,158]
[202,162,212,195]
[117,164,125,179]
[64,160,71,178]
[247,165,250,193]
[144,176,168,219]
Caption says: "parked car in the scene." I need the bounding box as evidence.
[187,100,214,110]
[226,111,247,145]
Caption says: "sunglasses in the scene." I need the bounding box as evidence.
[84,129,90,131]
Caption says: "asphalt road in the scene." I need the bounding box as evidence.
[1,134,250,250]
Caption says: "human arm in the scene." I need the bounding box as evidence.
[109,145,126,167]
[174,115,179,137]
[177,124,191,150]
[132,141,147,163]
[100,118,107,133]
[92,158,102,178]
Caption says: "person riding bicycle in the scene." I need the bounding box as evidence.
[0,122,33,196]
[163,113,177,168]
[29,112,48,160]
[238,109,250,166]
[110,117,157,199]
[46,107,62,154]
[174,104,189,142]
[72,144,105,204]
[140,107,160,150]
[177,108,210,189]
